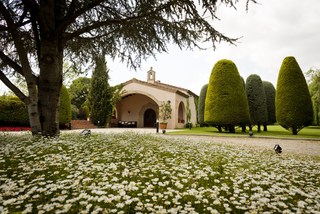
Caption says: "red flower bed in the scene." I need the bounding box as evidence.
[0,127,31,131]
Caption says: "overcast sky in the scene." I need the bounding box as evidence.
[1,0,320,95]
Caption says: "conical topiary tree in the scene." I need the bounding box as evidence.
[245,74,268,132]
[204,59,251,133]
[263,81,276,130]
[198,84,208,127]
[59,85,72,128]
[276,56,313,135]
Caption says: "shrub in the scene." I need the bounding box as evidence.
[198,84,208,127]
[0,98,29,126]
[159,101,172,123]
[276,56,313,135]
[204,59,250,132]
[59,85,72,126]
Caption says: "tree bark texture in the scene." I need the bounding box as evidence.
[36,0,63,136]
[263,124,268,131]
[38,40,63,137]
[27,86,42,135]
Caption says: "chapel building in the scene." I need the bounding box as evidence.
[112,68,198,129]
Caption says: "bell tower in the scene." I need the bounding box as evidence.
[147,67,156,83]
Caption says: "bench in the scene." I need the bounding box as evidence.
[118,121,137,128]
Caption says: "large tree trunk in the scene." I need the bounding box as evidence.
[36,0,64,137]
[263,124,268,131]
[292,127,298,135]
[27,85,42,135]
[229,125,235,133]
[257,124,261,132]
[38,40,63,137]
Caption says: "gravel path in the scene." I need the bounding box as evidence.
[163,135,320,157]
[66,128,320,157]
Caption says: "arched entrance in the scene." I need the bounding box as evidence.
[144,109,156,127]
[178,102,185,123]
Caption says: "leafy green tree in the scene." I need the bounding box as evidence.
[276,56,313,135]
[68,77,91,109]
[198,84,208,127]
[59,85,72,127]
[306,68,320,125]
[245,74,268,132]
[89,54,113,127]
[263,81,276,130]
[205,59,250,133]
[0,0,256,137]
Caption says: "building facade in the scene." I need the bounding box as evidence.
[113,68,198,129]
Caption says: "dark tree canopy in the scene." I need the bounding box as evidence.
[276,56,313,135]
[0,0,256,136]
[263,81,276,125]
[204,59,250,132]
[198,84,208,126]
[245,74,267,132]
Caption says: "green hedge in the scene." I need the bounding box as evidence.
[0,98,29,126]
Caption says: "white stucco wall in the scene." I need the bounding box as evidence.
[119,80,198,129]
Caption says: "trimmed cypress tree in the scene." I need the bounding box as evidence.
[263,81,276,130]
[245,74,268,132]
[59,85,72,127]
[89,54,113,127]
[204,59,250,133]
[276,56,313,135]
[198,84,208,127]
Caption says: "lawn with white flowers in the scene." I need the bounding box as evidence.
[1,132,319,213]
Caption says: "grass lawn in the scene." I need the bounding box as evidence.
[0,132,319,213]
[170,125,320,139]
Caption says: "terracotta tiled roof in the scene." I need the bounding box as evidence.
[122,78,198,97]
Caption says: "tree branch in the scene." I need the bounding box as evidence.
[22,0,41,59]
[58,0,105,34]
[0,51,24,76]
[0,70,30,104]
[64,0,177,41]
[0,1,36,86]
